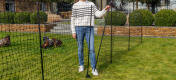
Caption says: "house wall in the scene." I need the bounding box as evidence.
[15,1,51,12]
[0,0,5,12]
[15,0,38,12]
[0,0,51,12]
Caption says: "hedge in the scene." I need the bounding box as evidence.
[30,11,48,24]
[155,9,176,26]
[0,12,15,24]
[129,9,154,26]
[105,11,126,26]
[0,12,47,24]
[14,12,31,24]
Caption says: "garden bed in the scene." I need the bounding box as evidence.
[0,24,56,32]
[97,26,176,37]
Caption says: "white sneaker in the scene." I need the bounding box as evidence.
[92,69,99,76]
[78,66,84,72]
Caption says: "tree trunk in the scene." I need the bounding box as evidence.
[147,4,150,10]
[151,4,155,13]
[133,1,135,11]
[136,0,138,10]
[49,2,52,13]
[101,0,102,10]
[166,0,169,9]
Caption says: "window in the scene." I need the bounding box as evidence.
[5,0,15,12]
[40,2,46,12]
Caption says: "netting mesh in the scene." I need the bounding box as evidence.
[0,0,175,80]
[0,1,141,79]
[0,16,42,80]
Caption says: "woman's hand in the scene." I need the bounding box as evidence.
[72,33,76,39]
[105,5,111,11]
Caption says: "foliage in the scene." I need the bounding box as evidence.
[14,12,31,24]
[30,11,48,24]
[105,11,127,26]
[0,12,15,24]
[0,12,47,24]
[129,9,154,26]
[128,0,162,13]
[140,0,161,3]
[155,9,176,26]
[95,19,105,25]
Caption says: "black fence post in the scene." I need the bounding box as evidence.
[86,5,93,78]
[128,1,131,51]
[141,25,143,44]
[96,10,109,69]
[37,1,45,80]
[140,10,143,44]
[110,2,113,64]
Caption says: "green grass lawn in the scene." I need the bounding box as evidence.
[0,32,176,80]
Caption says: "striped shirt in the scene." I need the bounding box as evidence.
[71,0,107,34]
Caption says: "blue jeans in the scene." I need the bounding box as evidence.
[76,26,96,69]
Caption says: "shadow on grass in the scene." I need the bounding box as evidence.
[97,38,145,73]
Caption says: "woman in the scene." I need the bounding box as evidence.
[71,0,110,76]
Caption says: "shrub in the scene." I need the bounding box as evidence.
[95,19,105,25]
[129,9,154,26]
[105,11,126,26]
[30,11,48,24]
[155,9,176,26]
[0,12,15,24]
[14,12,31,24]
